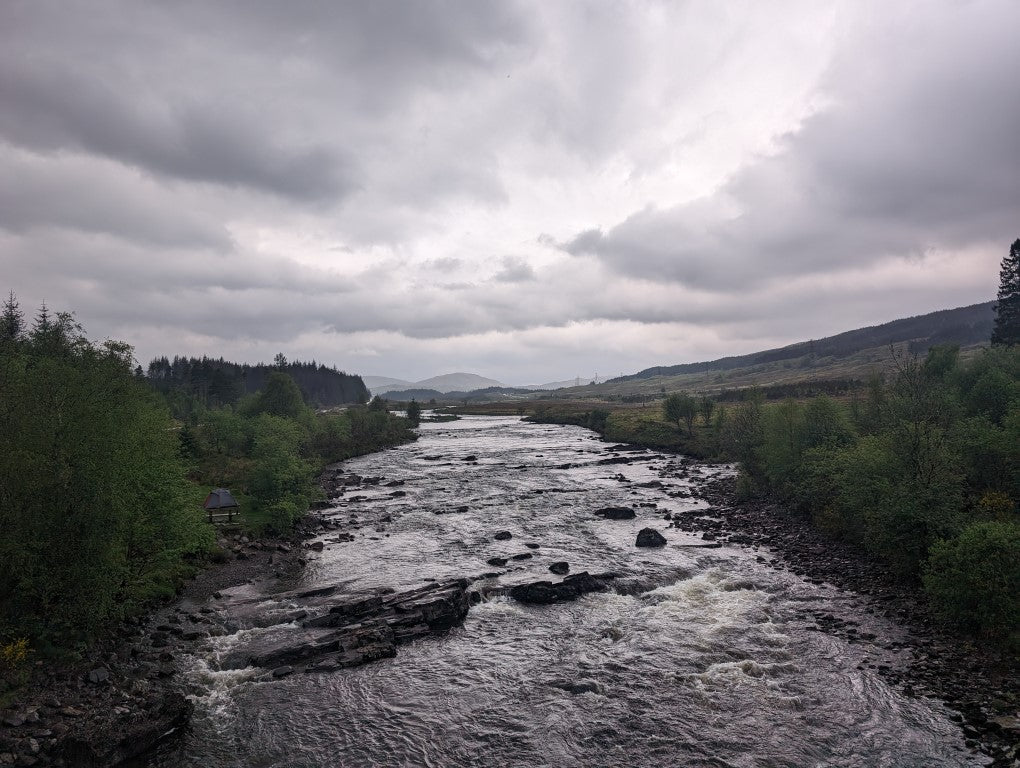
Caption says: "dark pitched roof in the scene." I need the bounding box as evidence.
[203,488,240,509]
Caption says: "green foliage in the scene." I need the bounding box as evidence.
[723,342,1019,637]
[663,393,697,433]
[587,409,610,433]
[248,371,309,420]
[0,293,414,649]
[923,522,1020,638]
[0,304,212,646]
[698,396,715,427]
[147,354,369,413]
[0,292,24,344]
[406,399,422,427]
[991,238,1020,346]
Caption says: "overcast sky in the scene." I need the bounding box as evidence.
[2,1,1017,384]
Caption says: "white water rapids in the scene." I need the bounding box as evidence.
[145,416,981,767]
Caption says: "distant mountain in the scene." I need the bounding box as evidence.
[362,375,413,394]
[413,372,503,392]
[610,301,994,384]
[363,372,505,395]
[516,378,593,391]
[378,386,536,402]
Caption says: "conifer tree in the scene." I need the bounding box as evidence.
[0,291,24,343]
[991,238,1020,346]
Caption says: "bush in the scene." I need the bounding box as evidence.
[922,521,1020,638]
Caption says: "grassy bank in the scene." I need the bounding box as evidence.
[447,400,722,459]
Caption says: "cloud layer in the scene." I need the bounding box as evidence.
[2,1,1014,383]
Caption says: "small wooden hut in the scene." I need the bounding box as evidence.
[203,488,240,524]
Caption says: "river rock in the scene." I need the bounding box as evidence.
[511,553,533,561]
[493,531,512,541]
[597,456,634,465]
[635,528,667,547]
[487,557,508,567]
[58,691,191,766]
[595,506,636,520]
[549,562,570,575]
[508,572,617,605]
[235,580,472,672]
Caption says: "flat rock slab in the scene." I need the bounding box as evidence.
[227,579,472,673]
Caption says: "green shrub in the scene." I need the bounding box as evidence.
[922,521,1020,638]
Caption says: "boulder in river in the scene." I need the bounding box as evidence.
[635,528,667,547]
[508,572,618,605]
[594,506,636,520]
[493,531,513,541]
[549,561,570,575]
[487,557,508,567]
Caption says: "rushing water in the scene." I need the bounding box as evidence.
[149,416,981,767]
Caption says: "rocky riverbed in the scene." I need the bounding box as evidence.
[3,416,1016,767]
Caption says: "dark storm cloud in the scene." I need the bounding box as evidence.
[567,1,1020,289]
[0,58,354,202]
[0,1,529,202]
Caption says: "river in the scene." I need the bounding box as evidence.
[147,415,980,767]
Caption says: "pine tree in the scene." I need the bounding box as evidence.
[991,238,1020,346]
[0,291,24,343]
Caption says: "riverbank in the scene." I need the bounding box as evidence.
[450,400,720,460]
[0,470,359,767]
[670,465,1020,765]
[0,518,314,767]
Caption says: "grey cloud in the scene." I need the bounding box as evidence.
[0,1,531,204]
[424,258,463,273]
[0,147,233,249]
[568,1,1020,289]
[0,63,355,202]
[492,256,535,283]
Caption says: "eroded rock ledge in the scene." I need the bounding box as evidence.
[227,579,473,674]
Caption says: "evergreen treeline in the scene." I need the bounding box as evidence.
[147,354,369,414]
[0,295,414,653]
[722,345,1019,642]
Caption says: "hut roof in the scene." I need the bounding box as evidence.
[203,488,240,510]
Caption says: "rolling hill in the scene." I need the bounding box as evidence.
[549,301,995,399]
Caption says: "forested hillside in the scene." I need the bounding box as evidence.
[147,355,370,412]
